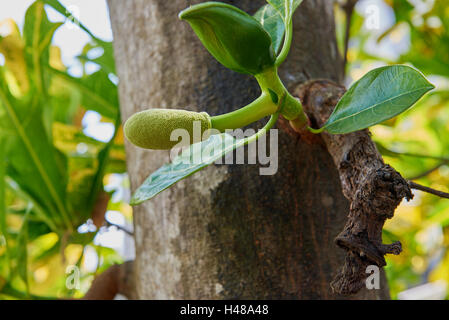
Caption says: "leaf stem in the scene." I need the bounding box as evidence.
[245,112,279,146]
[255,67,307,122]
[377,144,449,162]
[106,219,133,236]
[307,126,325,134]
[210,93,278,132]
[275,18,293,67]
[211,66,307,132]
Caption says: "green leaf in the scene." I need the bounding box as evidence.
[48,74,82,124]
[22,1,63,139]
[264,0,303,66]
[0,137,6,236]
[179,2,275,75]
[254,5,285,54]
[42,0,116,74]
[47,67,118,119]
[131,133,245,205]
[266,0,303,22]
[0,282,58,300]
[0,137,9,278]
[16,208,30,294]
[4,177,58,233]
[321,65,435,134]
[254,1,304,57]
[0,74,71,230]
[77,41,116,75]
[23,1,63,95]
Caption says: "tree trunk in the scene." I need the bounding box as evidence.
[108,0,390,299]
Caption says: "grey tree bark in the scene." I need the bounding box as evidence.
[108,0,390,299]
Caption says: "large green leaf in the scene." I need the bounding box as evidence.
[42,0,116,75]
[4,177,58,232]
[48,73,82,124]
[77,42,116,76]
[47,67,118,119]
[0,138,6,238]
[23,1,62,95]
[0,137,9,278]
[22,1,63,139]
[15,209,30,294]
[0,75,71,230]
[321,65,435,134]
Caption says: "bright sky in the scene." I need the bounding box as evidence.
[356,0,409,61]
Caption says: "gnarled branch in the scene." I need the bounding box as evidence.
[294,80,413,295]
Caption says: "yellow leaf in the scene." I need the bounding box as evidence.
[49,46,66,71]
[0,19,29,94]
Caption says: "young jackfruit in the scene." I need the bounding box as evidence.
[124,109,211,150]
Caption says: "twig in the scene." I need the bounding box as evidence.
[408,181,449,199]
[407,161,449,180]
[105,220,134,236]
[376,144,449,162]
[393,151,449,162]
[83,261,135,300]
[342,0,357,75]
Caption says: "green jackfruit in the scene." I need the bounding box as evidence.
[124,109,211,150]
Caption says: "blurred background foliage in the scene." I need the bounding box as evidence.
[0,0,448,299]
[335,0,449,299]
[0,0,131,299]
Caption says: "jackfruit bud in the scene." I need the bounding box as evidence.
[124,109,211,150]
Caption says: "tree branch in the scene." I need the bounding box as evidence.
[342,0,358,75]
[377,144,449,162]
[295,80,413,295]
[408,181,449,199]
[105,219,134,236]
[91,191,110,228]
[82,261,135,300]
